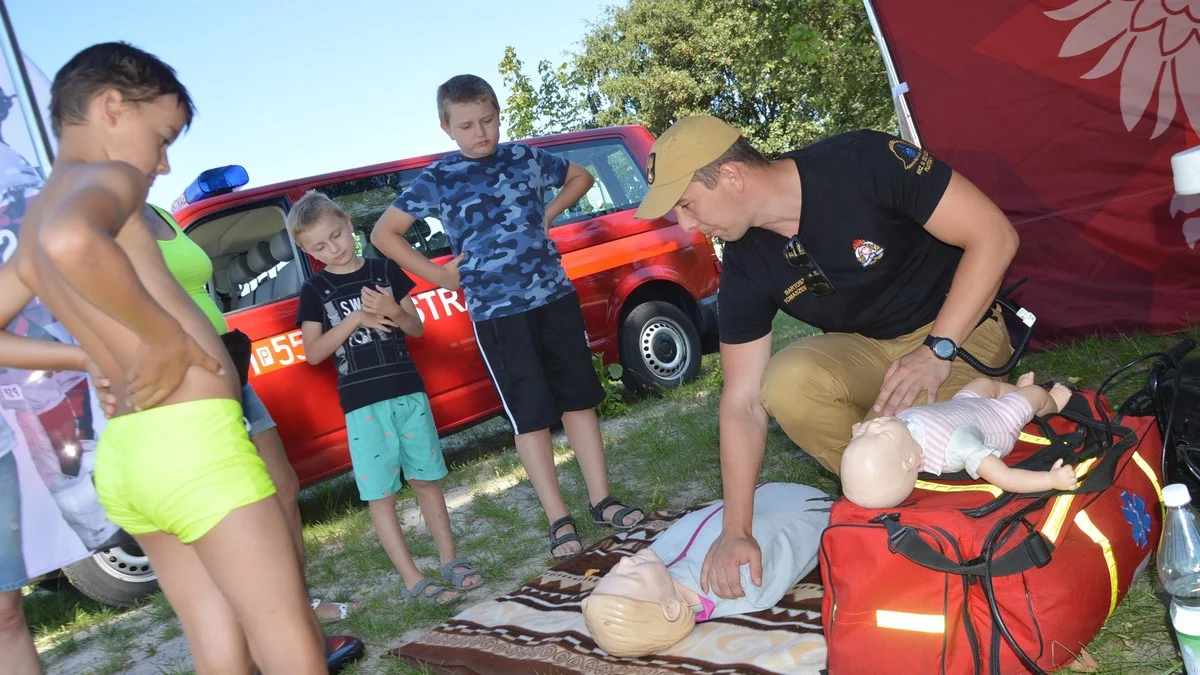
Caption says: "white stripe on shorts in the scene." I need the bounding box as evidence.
[472,323,519,431]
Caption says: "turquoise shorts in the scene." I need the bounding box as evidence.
[345,392,447,501]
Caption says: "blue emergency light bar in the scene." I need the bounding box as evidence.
[170,165,249,211]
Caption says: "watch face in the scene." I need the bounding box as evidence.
[933,339,955,359]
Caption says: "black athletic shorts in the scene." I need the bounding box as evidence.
[472,291,606,435]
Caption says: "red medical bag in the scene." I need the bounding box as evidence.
[820,390,1164,674]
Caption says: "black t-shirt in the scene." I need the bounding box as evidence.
[718,129,960,344]
[297,257,423,413]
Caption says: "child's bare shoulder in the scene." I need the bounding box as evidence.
[76,161,149,201]
[46,161,149,213]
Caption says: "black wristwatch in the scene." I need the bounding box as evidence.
[923,335,958,361]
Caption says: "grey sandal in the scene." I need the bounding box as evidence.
[402,578,458,605]
[548,515,582,559]
[589,495,644,530]
[439,557,482,590]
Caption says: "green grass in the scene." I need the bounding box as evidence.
[159,622,182,642]
[94,620,137,655]
[467,493,525,529]
[90,652,131,675]
[143,592,175,623]
[340,658,437,675]
[27,314,1200,674]
[23,585,121,647]
[41,633,86,662]
[338,589,461,645]
[151,657,195,675]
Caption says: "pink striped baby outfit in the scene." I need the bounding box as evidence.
[897,389,1035,478]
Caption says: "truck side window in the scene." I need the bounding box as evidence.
[543,139,650,228]
[320,171,453,260]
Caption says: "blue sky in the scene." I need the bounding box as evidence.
[7,0,610,206]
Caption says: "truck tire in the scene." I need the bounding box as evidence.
[62,543,158,607]
[620,300,702,395]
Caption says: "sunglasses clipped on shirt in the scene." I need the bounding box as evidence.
[783,235,834,296]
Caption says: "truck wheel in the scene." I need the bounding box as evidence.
[620,300,702,395]
[62,543,158,607]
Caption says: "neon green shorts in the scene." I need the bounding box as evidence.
[345,392,447,501]
[94,398,276,544]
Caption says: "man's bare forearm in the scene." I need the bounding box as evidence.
[929,244,1014,346]
[717,396,769,534]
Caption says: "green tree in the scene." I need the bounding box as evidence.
[498,47,594,139]
[498,46,538,140]
[499,0,895,152]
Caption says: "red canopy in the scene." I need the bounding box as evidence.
[871,0,1200,346]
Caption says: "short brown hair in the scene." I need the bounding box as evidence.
[436,74,499,124]
[286,190,348,243]
[50,42,195,138]
[691,138,768,188]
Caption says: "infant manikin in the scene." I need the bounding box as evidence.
[581,483,830,657]
[841,372,1079,509]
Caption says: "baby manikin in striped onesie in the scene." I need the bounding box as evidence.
[897,389,1035,479]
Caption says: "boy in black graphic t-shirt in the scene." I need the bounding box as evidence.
[290,191,481,605]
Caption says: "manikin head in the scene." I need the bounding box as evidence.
[581,548,696,657]
[840,417,923,509]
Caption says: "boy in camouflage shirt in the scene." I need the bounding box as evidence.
[371,75,643,558]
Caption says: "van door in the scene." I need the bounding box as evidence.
[183,198,353,483]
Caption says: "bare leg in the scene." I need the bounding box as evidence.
[965,371,1064,417]
[561,409,641,527]
[962,375,1025,400]
[409,480,479,588]
[0,590,42,675]
[560,409,610,505]
[188,498,325,674]
[1011,383,1071,417]
[1044,383,1073,415]
[513,428,580,557]
[251,429,302,558]
[134,532,253,675]
[368,494,459,601]
[250,429,355,620]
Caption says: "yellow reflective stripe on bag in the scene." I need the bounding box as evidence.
[1040,457,1099,544]
[913,433,1052,498]
[1018,431,1052,445]
[1073,510,1120,617]
[914,480,1003,497]
[876,610,946,634]
[1131,451,1164,517]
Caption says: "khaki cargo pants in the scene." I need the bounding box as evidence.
[760,309,1013,475]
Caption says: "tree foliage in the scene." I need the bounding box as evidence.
[498,46,539,140]
[499,0,896,153]
[498,46,593,140]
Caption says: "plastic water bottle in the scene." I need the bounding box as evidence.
[1160,483,1200,674]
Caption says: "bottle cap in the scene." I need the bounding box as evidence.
[1165,484,1193,508]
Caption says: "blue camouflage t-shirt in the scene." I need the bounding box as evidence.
[392,142,574,321]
